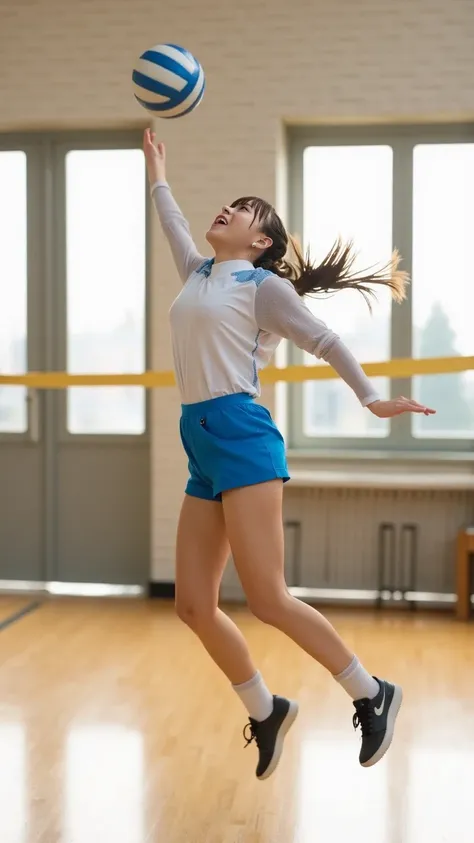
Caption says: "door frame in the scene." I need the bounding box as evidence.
[0,130,151,586]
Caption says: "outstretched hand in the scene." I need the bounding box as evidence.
[143,128,166,183]
[368,397,436,418]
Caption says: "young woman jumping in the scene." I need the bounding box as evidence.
[144,128,435,780]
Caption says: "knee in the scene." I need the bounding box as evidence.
[247,589,290,627]
[175,598,214,630]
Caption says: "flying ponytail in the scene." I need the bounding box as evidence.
[231,195,409,308]
[266,236,409,309]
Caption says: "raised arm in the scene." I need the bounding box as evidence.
[143,130,205,283]
[255,276,436,418]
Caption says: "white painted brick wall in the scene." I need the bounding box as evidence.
[1,0,473,580]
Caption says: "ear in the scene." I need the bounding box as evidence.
[252,236,273,251]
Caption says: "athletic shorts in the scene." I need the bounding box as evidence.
[179,392,290,501]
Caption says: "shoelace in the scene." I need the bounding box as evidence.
[243,721,260,749]
[352,700,374,737]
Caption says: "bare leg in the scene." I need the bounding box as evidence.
[222,480,354,675]
[222,479,403,769]
[175,494,256,685]
[176,492,299,779]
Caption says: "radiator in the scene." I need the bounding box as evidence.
[220,487,474,605]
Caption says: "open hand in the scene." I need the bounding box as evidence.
[368,397,436,418]
[143,129,166,183]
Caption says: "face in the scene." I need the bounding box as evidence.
[205,201,273,254]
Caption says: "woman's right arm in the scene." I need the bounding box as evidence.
[143,129,205,283]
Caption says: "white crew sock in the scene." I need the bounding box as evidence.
[232,671,274,721]
[334,655,380,701]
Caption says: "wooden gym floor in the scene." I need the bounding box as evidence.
[0,595,473,843]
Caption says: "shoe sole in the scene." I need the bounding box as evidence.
[361,684,403,768]
[257,699,299,781]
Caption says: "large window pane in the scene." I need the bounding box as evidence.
[0,152,27,433]
[412,144,474,439]
[302,146,392,437]
[66,149,146,434]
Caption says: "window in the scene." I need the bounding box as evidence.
[289,126,474,453]
[302,145,392,439]
[66,149,146,435]
[0,151,27,433]
[412,144,474,439]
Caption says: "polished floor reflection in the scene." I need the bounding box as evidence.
[0,596,473,842]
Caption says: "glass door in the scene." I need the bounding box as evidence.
[0,133,150,589]
[0,143,45,583]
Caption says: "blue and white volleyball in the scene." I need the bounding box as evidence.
[132,44,205,119]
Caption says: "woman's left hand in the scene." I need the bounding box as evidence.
[367,397,436,418]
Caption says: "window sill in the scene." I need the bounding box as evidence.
[286,448,474,488]
[287,467,474,490]
[286,448,474,463]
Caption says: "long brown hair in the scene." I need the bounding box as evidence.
[231,196,409,308]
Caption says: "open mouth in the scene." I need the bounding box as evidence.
[212,214,228,226]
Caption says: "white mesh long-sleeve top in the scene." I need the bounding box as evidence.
[152,181,380,407]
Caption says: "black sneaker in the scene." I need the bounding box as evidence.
[243,695,299,780]
[352,678,403,767]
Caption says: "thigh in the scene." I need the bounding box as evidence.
[221,480,286,603]
[175,494,230,611]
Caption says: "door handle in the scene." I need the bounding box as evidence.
[26,387,41,442]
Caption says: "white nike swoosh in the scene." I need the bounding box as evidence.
[374,687,386,716]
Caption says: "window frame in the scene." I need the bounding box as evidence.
[0,130,150,444]
[287,123,474,455]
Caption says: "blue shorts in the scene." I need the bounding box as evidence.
[179,393,290,501]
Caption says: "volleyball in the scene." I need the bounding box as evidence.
[132,43,205,119]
